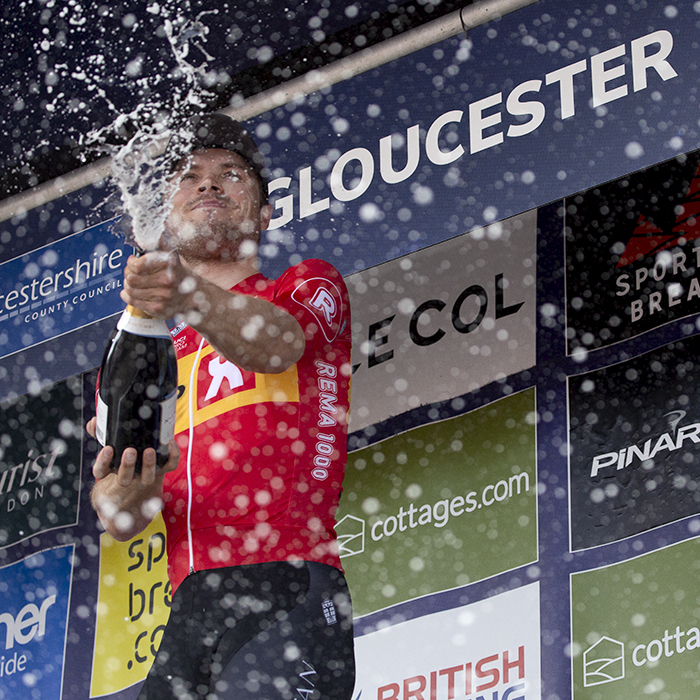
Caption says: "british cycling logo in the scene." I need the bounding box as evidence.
[583,637,625,687]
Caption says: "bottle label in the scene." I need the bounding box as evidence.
[117,309,171,338]
[159,391,178,445]
[95,394,108,447]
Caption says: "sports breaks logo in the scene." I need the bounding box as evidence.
[615,160,700,268]
[565,150,700,353]
[612,159,700,324]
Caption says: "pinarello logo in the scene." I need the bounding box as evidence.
[616,163,700,268]
[291,277,344,342]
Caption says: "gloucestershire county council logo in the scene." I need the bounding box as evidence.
[583,637,625,687]
[336,514,365,557]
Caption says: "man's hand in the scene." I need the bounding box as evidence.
[87,417,179,541]
[119,251,305,374]
[121,251,194,320]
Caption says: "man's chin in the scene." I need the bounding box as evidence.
[165,214,259,262]
[177,234,258,265]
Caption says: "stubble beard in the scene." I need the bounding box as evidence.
[165,210,259,264]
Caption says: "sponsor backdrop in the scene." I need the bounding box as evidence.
[4,1,700,699]
[571,538,700,698]
[354,582,541,700]
[568,336,700,551]
[0,546,73,700]
[337,388,537,617]
[90,516,170,697]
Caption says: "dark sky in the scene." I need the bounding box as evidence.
[1,0,467,198]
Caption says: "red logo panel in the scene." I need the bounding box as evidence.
[196,355,256,409]
[291,277,344,342]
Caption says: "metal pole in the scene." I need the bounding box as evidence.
[0,0,540,223]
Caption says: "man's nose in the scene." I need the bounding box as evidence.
[198,176,222,192]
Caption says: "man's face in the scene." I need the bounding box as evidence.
[165,148,271,263]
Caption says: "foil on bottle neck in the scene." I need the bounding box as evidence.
[126,305,154,320]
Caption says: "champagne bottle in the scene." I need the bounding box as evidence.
[95,305,179,472]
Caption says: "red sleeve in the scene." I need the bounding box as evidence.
[270,259,351,352]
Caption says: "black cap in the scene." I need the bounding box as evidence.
[173,113,269,203]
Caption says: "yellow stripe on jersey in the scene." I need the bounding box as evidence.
[175,344,300,434]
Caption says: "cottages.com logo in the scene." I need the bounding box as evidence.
[583,623,700,688]
[336,471,530,557]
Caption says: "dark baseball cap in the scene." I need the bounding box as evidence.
[171,113,269,203]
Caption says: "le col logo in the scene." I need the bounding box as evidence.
[0,594,57,651]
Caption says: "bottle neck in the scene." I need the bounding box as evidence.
[126,305,154,320]
[118,306,170,338]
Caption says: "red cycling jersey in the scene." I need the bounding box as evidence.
[163,258,351,592]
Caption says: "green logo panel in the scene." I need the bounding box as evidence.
[571,537,700,699]
[337,388,538,617]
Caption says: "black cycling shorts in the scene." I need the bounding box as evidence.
[137,560,356,700]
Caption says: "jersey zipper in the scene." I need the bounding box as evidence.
[186,337,207,575]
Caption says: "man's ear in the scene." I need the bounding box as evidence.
[259,203,273,232]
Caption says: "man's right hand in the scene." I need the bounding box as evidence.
[120,251,196,320]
